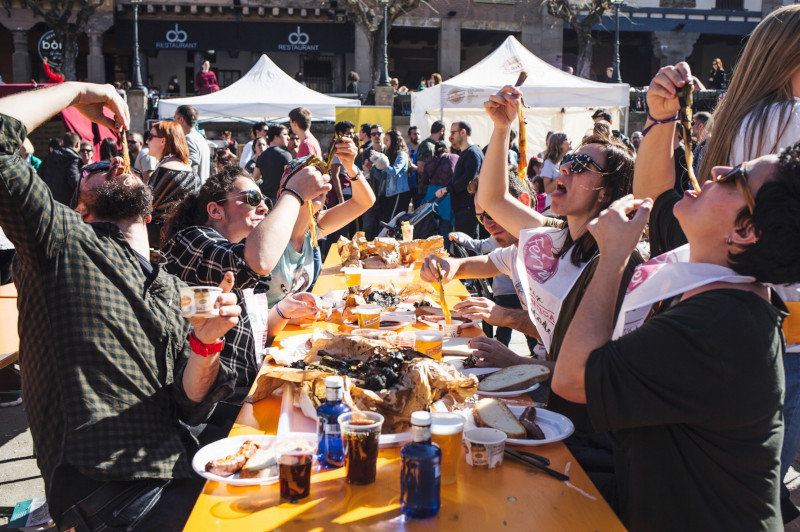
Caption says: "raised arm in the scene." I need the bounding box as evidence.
[419,254,501,284]
[475,86,546,238]
[632,63,692,200]
[318,137,376,237]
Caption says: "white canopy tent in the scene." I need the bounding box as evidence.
[158,54,360,123]
[411,36,630,154]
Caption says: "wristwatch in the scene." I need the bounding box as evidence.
[189,331,224,357]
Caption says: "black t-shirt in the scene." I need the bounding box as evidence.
[256,146,292,199]
[585,187,784,530]
[585,290,783,531]
[446,144,483,208]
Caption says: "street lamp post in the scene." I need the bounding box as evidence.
[131,0,145,90]
[377,0,390,87]
[611,0,624,83]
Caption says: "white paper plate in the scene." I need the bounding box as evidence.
[461,367,501,377]
[418,317,481,329]
[463,407,574,447]
[192,435,279,486]
[279,333,312,351]
[460,367,541,397]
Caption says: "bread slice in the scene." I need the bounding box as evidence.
[473,398,527,439]
[478,364,550,393]
[239,447,277,479]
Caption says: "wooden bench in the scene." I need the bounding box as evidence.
[0,350,18,371]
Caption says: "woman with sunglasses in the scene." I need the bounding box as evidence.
[551,62,800,530]
[161,164,332,441]
[265,139,375,307]
[428,84,641,504]
[146,120,199,247]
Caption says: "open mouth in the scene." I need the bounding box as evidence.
[555,181,567,193]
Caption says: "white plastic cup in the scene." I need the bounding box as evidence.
[440,320,463,338]
[463,428,506,469]
[180,286,222,318]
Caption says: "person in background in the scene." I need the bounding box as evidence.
[239,122,267,169]
[591,109,635,152]
[415,121,446,198]
[406,125,421,207]
[244,137,266,174]
[368,129,410,225]
[98,137,118,162]
[290,107,322,158]
[195,60,220,95]
[530,175,547,213]
[359,124,385,239]
[526,155,542,179]
[429,73,442,86]
[287,131,299,158]
[539,132,570,192]
[174,104,211,183]
[42,57,64,83]
[420,140,457,238]
[129,131,158,182]
[691,112,711,173]
[220,130,237,153]
[254,124,292,204]
[166,75,181,96]
[435,121,484,239]
[146,120,199,247]
[37,131,81,206]
[346,71,360,94]
[602,66,615,83]
[19,138,41,170]
[295,71,306,86]
[214,148,236,173]
[78,140,94,166]
[707,57,727,90]
[630,131,643,151]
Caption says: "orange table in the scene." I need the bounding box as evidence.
[0,285,19,370]
[183,251,626,531]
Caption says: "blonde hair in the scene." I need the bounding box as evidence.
[712,58,724,70]
[698,5,800,182]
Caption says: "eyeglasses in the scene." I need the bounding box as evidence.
[476,211,494,225]
[717,164,755,215]
[560,153,606,175]
[217,189,272,209]
[370,131,383,137]
[80,149,94,154]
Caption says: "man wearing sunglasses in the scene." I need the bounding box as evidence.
[0,82,243,531]
[553,63,800,530]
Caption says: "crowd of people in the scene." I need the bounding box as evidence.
[0,4,799,530]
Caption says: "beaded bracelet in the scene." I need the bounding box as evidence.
[281,187,304,204]
[641,110,680,137]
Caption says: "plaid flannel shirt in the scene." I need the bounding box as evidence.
[0,115,234,502]
[162,225,271,395]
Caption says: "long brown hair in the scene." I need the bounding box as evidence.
[152,121,190,164]
[385,129,408,165]
[698,5,800,182]
[544,132,568,164]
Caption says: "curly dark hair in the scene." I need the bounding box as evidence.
[555,134,635,266]
[161,165,256,242]
[384,129,408,165]
[728,141,800,283]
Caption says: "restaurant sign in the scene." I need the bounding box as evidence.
[38,31,63,67]
[156,24,197,50]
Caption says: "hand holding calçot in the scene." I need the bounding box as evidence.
[483,85,522,128]
[587,195,652,265]
[285,166,332,202]
[71,82,131,132]
[646,62,692,120]
[420,255,454,284]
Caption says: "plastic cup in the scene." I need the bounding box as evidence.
[274,437,315,501]
[397,331,416,349]
[356,304,382,329]
[431,413,465,485]
[415,330,444,360]
[339,411,384,485]
[180,286,222,318]
[463,428,506,469]
[344,268,362,288]
[440,320,463,338]
[352,329,398,344]
[401,223,414,241]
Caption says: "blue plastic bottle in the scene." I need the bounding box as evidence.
[316,376,350,468]
[400,411,441,518]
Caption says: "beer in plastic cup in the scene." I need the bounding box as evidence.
[415,330,444,360]
[356,304,382,329]
[344,268,362,288]
[431,413,465,485]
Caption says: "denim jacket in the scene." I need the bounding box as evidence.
[371,151,409,197]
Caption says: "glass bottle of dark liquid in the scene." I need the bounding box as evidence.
[316,376,350,468]
[400,411,442,518]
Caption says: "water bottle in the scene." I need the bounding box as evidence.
[316,376,350,468]
[400,411,441,518]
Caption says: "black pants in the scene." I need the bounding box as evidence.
[378,191,412,225]
[452,200,478,240]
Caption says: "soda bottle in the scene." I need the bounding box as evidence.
[316,376,351,468]
[400,411,441,518]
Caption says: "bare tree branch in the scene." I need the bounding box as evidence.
[542,0,610,78]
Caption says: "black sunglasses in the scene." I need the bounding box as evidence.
[476,211,494,225]
[371,131,383,137]
[217,189,272,209]
[560,153,606,174]
[717,164,755,215]
[80,148,94,154]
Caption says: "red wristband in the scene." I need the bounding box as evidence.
[189,331,224,357]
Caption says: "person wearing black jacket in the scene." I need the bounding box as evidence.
[37,131,82,206]
[435,121,483,239]
[707,58,727,90]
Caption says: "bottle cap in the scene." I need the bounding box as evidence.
[325,376,344,389]
[410,411,432,427]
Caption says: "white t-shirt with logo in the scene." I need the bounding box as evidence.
[488,245,525,310]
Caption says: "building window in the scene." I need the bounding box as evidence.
[714,0,744,9]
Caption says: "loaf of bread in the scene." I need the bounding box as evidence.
[239,447,277,479]
[473,398,526,439]
[478,364,550,393]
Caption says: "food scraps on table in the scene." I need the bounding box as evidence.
[338,232,447,269]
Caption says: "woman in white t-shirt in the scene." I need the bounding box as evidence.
[539,132,571,192]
